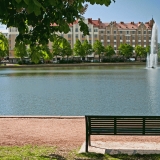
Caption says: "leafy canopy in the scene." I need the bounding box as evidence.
[52,36,72,58]
[118,43,134,58]
[73,39,84,57]
[0,33,9,59]
[93,40,104,55]
[135,45,149,59]
[82,40,92,57]
[0,0,115,46]
[105,45,115,58]
[14,41,28,59]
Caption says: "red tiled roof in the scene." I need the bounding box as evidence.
[50,18,153,30]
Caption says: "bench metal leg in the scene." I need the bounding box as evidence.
[85,134,91,152]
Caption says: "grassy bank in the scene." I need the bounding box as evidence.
[0,145,160,160]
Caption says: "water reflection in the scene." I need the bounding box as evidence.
[0,65,160,116]
[146,68,160,114]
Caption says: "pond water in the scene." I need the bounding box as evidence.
[0,65,160,116]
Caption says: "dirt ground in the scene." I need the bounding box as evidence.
[1,117,160,150]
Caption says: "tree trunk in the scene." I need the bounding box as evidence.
[99,55,100,62]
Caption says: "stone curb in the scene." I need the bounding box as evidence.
[0,116,85,119]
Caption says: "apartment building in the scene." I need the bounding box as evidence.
[8,18,155,61]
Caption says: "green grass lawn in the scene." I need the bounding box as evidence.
[0,145,160,160]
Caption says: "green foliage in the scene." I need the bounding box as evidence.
[0,33,9,60]
[73,39,85,57]
[135,45,148,61]
[93,40,105,61]
[52,36,73,61]
[104,45,115,60]
[14,41,28,59]
[146,45,150,53]
[27,44,51,63]
[0,0,114,47]
[118,43,134,60]
[82,40,92,57]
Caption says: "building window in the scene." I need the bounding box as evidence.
[89,40,91,44]
[68,34,71,38]
[138,42,141,45]
[120,31,123,34]
[107,36,110,40]
[132,36,135,40]
[94,34,97,38]
[101,31,103,34]
[120,36,122,40]
[107,42,110,45]
[75,34,78,38]
[114,30,116,34]
[143,30,146,34]
[138,36,141,40]
[75,28,78,32]
[94,28,98,32]
[68,40,71,44]
[114,47,116,50]
[107,31,110,34]
[149,36,151,40]
[114,42,116,45]
[114,36,116,40]
[132,31,135,34]
[127,31,129,34]
[101,36,103,39]
[89,28,92,32]
[126,36,130,40]
[148,30,151,34]
[138,31,141,34]
[143,36,146,40]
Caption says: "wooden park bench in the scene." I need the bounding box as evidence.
[85,115,160,152]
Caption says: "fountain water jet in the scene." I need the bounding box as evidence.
[147,22,158,68]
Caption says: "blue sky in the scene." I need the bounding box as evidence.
[84,0,160,42]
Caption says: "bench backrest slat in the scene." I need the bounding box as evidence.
[85,116,160,135]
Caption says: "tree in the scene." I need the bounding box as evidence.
[0,33,9,62]
[93,40,104,62]
[14,42,28,60]
[52,36,64,61]
[104,45,115,61]
[118,43,134,61]
[0,0,115,47]
[73,40,84,59]
[146,45,150,54]
[135,45,146,61]
[82,40,92,60]
[59,39,73,62]
[52,36,73,62]
[28,44,52,63]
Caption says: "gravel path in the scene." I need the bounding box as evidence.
[1,118,160,151]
